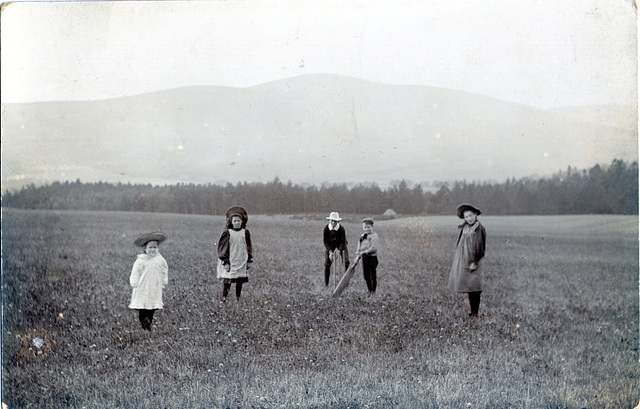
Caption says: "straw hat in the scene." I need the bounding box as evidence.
[326,212,342,221]
[134,232,168,247]
[456,203,482,219]
[225,206,248,223]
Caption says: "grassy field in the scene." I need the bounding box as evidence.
[1,208,638,408]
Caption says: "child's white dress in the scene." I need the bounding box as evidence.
[129,253,168,309]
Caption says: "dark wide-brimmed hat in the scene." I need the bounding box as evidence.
[134,232,168,247]
[362,217,374,225]
[226,206,248,223]
[456,203,482,219]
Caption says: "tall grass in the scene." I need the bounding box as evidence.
[2,209,638,408]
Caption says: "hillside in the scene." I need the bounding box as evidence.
[2,74,637,190]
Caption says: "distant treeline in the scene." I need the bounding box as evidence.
[2,160,637,216]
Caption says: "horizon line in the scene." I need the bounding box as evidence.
[3,73,636,110]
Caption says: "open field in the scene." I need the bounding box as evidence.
[2,209,638,408]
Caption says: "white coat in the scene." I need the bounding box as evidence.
[128,253,168,310]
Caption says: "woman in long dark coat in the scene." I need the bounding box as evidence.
[448,203,486,317]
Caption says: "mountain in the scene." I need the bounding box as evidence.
[2,74,637,192]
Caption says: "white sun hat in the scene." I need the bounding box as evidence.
[326,212,342,221]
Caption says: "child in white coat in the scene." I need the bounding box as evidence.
[129,232,169,331]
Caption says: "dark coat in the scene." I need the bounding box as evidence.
[456,222,486,263]
[448,221,486,292]
[323,224,348,252]
[217,228,253,265]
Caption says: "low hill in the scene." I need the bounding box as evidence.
[2,74,636,190]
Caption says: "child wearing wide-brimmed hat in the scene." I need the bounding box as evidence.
[323,211,350,287]
[356,217,379,296]
[448,203,487,317]
[129,232,169,331]
[216,206,253,302]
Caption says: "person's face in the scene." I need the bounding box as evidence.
[362,223,373,234]
[144,241,159,256]
[330,220,338,228]
[463,210,477,225]
[231,216,243,230]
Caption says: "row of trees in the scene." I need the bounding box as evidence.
[427,159,638,215]
[0,177,426,215]
[2,160,637,215]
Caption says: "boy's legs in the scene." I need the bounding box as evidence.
[362,255,374,293]
[369,256,378,293]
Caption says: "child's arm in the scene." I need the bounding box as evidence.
[129,259,143,287]
[245,229,253,263]
[364,233,378,255]
[468,226,486,271]
[323,227,332,251]
[161,258,169,287]
[357,233,378,256]
[338,228,349,251]
[217,230,230,266]
[472,226,486,262]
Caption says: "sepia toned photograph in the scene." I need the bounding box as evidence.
[1,0,638,407]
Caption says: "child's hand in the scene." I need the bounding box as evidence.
[469,262,477,271]
[224,264,231,272]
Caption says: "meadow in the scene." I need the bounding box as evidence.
[1,208,638,408]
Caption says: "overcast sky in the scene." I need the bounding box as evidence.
[2,0,637,108]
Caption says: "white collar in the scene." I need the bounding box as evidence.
[328,222,340,231]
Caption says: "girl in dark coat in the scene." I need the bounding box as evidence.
[216,206,252,302]
[448,203,486,317]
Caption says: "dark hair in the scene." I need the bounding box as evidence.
[226,214,247,229]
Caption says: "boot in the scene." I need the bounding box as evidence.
[222,282,231,301]
[469,292,481,317]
